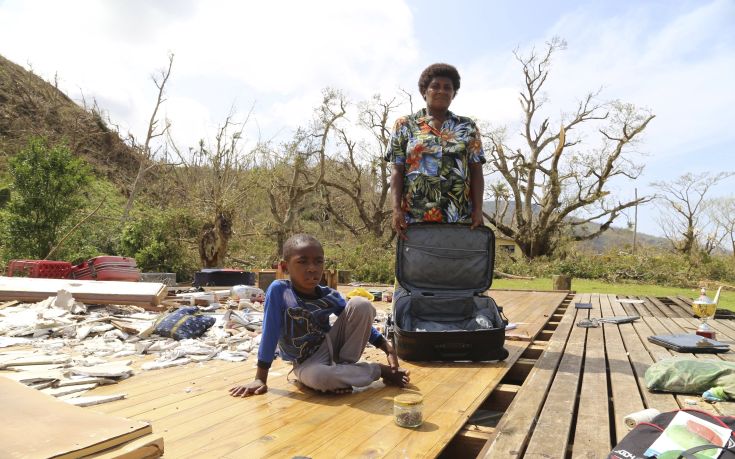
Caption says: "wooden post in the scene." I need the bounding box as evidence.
[320,269,338,289]
[633,188,638,254]
[552,275,571,291]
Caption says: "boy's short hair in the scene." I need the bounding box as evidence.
[282,233,323,260]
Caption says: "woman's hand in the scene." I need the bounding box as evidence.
[392,209,408,240]
[229,379,267,397]
[470,207,484,229]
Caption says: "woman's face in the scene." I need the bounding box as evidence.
[424,76,455,113]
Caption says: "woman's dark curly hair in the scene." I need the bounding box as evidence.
[418,63,461,96]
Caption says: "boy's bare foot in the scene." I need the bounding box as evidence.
[296,380,353,395]
[380,364,410,387]
[325,387,353,395]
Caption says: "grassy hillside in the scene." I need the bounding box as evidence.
[0,54,140,185]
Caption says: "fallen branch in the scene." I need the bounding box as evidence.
[494,270,535,280]
[45,198,106,260]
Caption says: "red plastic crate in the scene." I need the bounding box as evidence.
[70,256,140,282]
[6,260,73,279]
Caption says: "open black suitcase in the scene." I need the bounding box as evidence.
[388,223,509,362]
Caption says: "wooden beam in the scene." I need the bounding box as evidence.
[0,276,167,309]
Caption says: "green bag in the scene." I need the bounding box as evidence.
[645,358,735,399]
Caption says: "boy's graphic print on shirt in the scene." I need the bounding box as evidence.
[280,288,337,363]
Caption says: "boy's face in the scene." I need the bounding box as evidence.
[282,242,324,296]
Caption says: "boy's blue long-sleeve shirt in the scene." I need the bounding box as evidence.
[257,280,384,369]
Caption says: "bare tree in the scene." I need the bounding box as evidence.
[483,38,655,258]
[169,109,255,267]
[263,89,346,255]
[120,53,174,226]
[653,172,734,256]
[320,94,397,240]
[709,197,735,256]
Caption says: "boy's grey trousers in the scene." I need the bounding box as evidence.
[293,296,382,391]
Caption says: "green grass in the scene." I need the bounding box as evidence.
[490,277,735,311]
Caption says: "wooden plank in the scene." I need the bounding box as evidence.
[599,294,646,445]
[303,362,488,459]
[0,276,167,308]
[0,376,151,459]
[662,296,695,318]
[83,433,164,459]
[185,356,454,458]
[64,393,127,407]
[479,383,520,411]
[41,382,97,397]
[571,294,612,457]
[643,295,678,319]
[0,300,19,309]
[74,290,569,458]
[494,291,568,342]
[522,294,589,458]
[481,293,575,458]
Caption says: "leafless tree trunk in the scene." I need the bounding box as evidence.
[709,197,735,256]
[483,38,655,258]
[264,89,346,256]
[321,95,396,240]
[120,53,174,226]
[653,172,734,256]
[169,109,256,268]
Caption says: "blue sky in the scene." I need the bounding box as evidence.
[1,0,733,237]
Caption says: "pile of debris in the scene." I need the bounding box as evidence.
[0,287,265,406]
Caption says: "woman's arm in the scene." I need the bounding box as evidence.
[390,164,408,239]
[469,162,485,229]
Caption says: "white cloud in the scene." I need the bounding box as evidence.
[1,0,733,238]
[0,0,419,147]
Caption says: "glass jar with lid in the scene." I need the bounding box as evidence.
[394,393,424,428]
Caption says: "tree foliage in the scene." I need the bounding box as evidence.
[4,137,91,259]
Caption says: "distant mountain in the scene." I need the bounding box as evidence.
[572,221,669,252]
[483,200,669,252]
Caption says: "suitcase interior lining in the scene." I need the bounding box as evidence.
[394,294,504,333]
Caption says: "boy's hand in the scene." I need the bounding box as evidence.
[229,379,267,397]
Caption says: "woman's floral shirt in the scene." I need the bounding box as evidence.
[385,108,485,224]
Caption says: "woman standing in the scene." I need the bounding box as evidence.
[385,63,485,239]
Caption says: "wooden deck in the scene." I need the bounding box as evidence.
[481,294,735,459]
[79,290,568,458]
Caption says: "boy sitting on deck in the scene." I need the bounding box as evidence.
[230,234,410,397]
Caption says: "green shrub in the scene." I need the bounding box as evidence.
[3,137,91,259]
[119,209,201,282]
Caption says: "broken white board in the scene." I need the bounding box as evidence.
[41,382,98,397]
[62,393,127,407]
[0,276,167,309]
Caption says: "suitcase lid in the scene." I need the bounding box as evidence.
[396,223,494,294]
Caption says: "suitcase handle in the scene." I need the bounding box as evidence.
[434,342,472,359]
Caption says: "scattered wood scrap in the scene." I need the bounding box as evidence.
[0,300,19,310]
[494,270,535,280]
[0,353,71,369]
[41,382,98,397]
[62,393,127,407]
